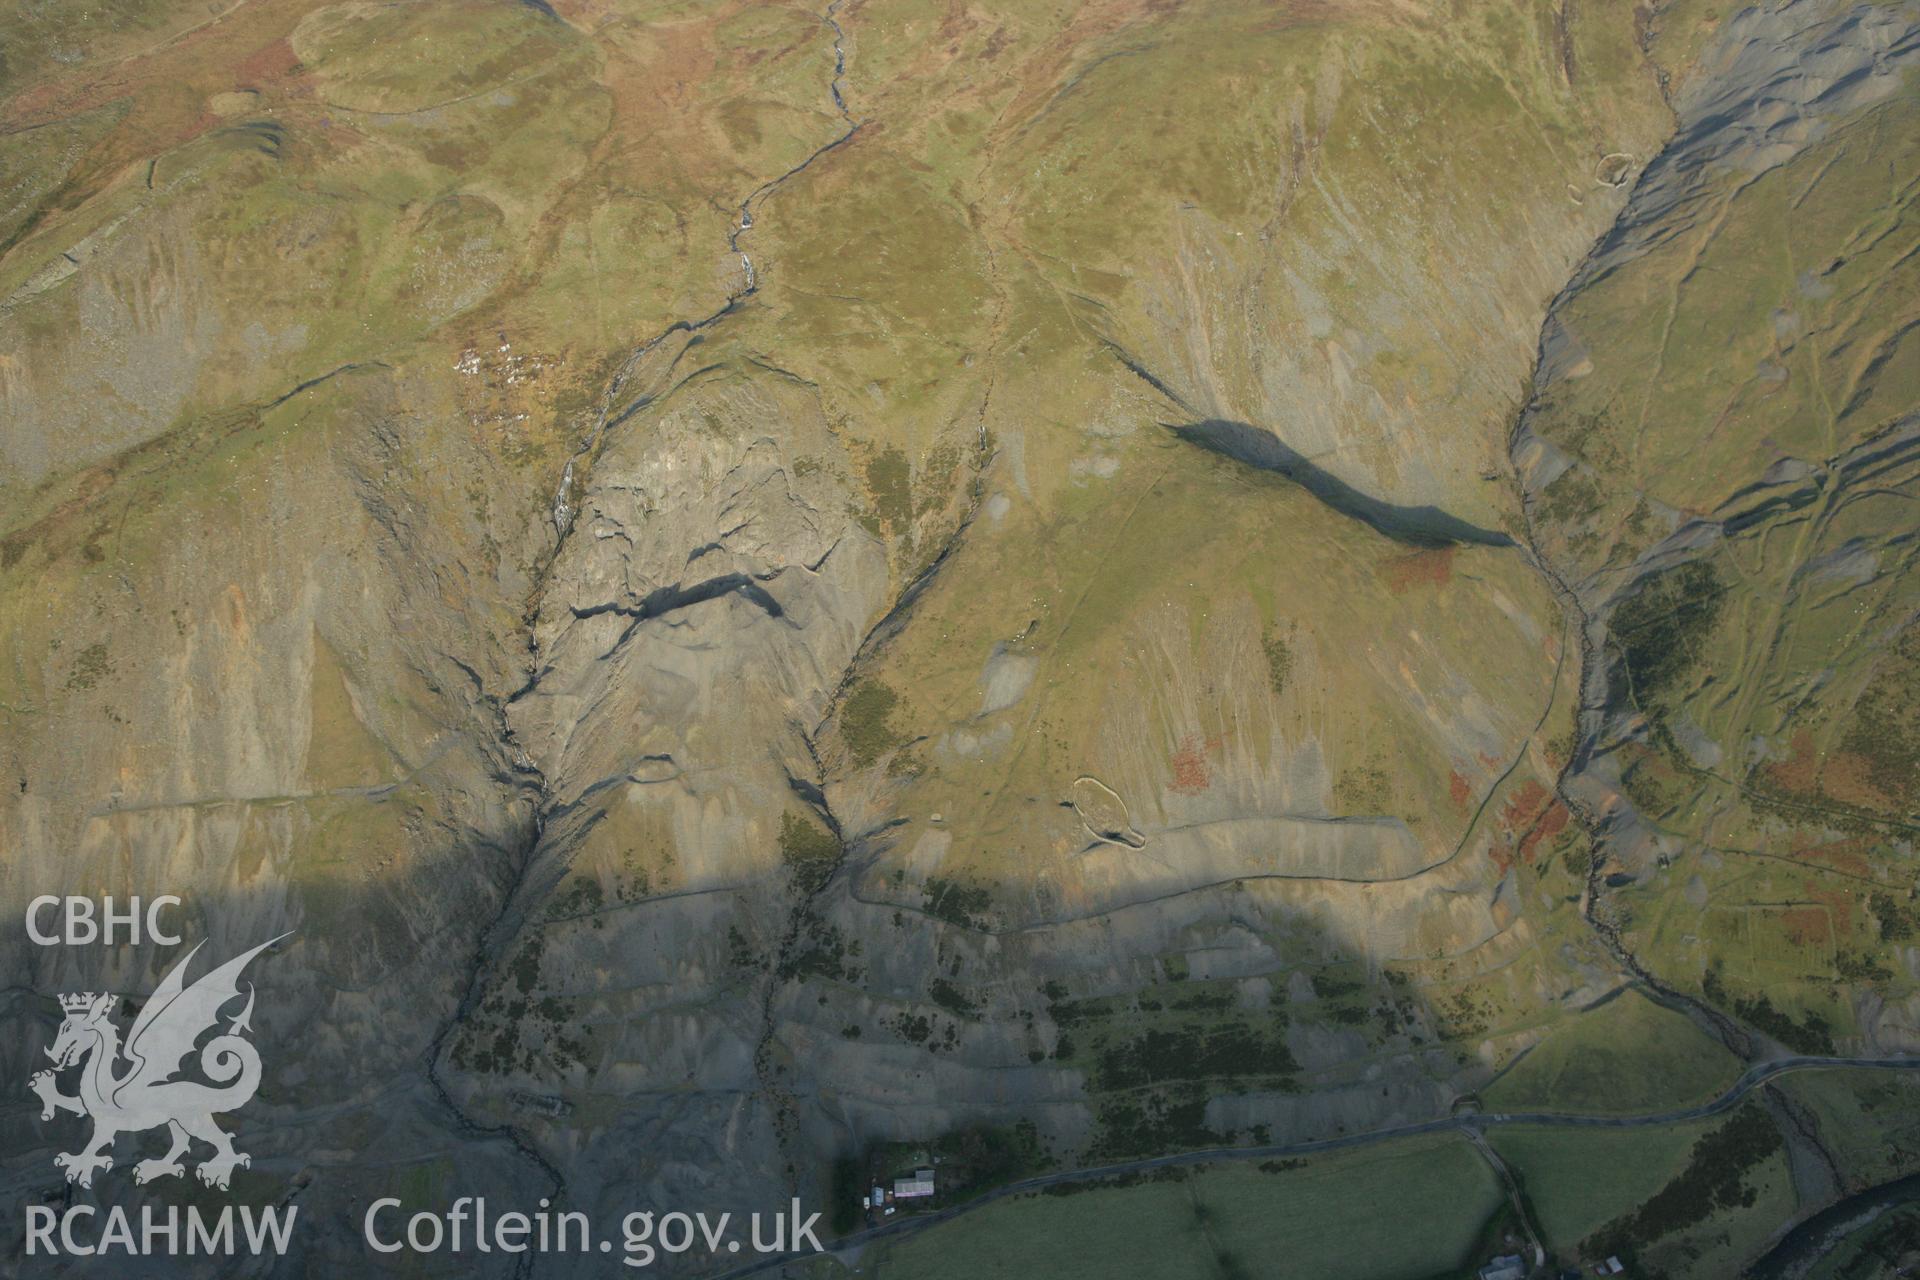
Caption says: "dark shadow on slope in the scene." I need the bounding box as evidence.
[1171,419,1514,548]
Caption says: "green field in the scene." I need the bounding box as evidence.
[1495,1105,1796,1278]
[858,1135,1504,1280]
[1656,1154,1797,1280]
[1492,1123,1708,1252]
[1484,988,1742,1116]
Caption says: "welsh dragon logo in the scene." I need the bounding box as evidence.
[30,934,288,1191]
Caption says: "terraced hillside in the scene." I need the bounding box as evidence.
[1,0,1915,1275]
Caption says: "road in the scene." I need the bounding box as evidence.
[709,1055,1920,1278]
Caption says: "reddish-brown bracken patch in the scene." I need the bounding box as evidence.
[1790,837,1871,878]
[1449,770,1472,810]
[3,0,320,130]
[1381,547,1454,594]
[1820,749,1896,809]
[234,37,302,88]
[1169,735,1210,795]
[1778,907,1831,946]
[1492,779,1563,865]
[1518,801,1571,865]
[1808,881,1855,932]
[1764,730,1894,810]
[1765,729,1821,794]
[1500,779,1551,829]
[1489,838,1515,876]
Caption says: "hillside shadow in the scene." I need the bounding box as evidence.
[1171,419,1514,548]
